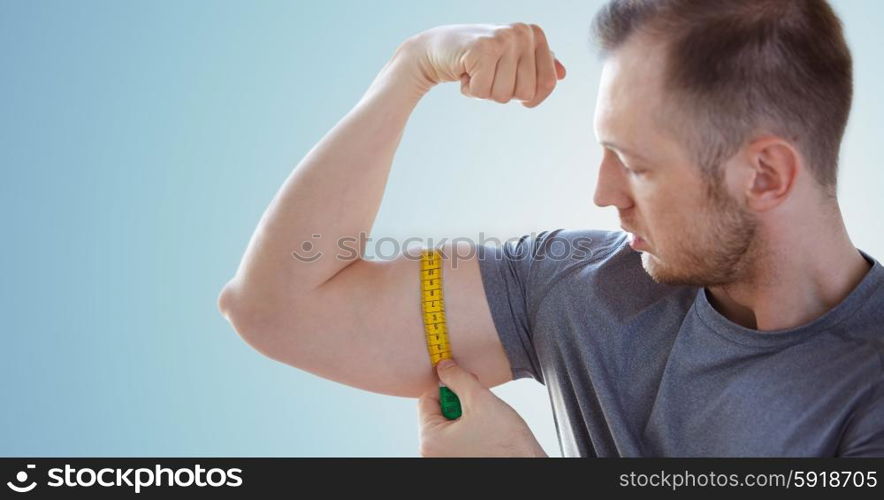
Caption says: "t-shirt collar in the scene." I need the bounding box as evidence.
[694,248,883,348]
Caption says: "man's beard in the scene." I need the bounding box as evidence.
[642,180,761,287]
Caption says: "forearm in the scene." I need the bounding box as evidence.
[222,39,434,312]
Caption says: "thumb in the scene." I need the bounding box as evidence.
[554,59,566,80]
[549,51,568,80]
[435,358,480,396]
[417,387,447,428]
[460,73,472,97]
[550,50,566,80]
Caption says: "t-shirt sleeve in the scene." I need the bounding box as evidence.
[475,228,626,385]
[475,228,607,384]
[838,370,884,457]
[475,230,558,384]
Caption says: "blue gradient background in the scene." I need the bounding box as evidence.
[1,1,881,457]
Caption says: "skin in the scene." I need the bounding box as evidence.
[418,26,871,454]
[417,28,871,455]
[409,24,563,457]
[418,359,547,457]
[593,31,871,331]
[220,20,871,457]
[219,23,564,457]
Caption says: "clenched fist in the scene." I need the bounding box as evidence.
[403,23,567,108]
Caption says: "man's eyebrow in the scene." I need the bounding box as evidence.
[600,141,650,163]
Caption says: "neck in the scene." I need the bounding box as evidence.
[706,204,871,331]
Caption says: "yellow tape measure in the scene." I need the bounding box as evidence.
[420,248,462,419]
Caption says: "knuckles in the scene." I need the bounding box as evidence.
[502,23,533,49]
[509,22,532,38]
[473,35,502,56]
[529,23,546,42]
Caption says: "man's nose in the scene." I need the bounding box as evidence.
[593,154,632,209]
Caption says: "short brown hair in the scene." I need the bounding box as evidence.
[591,0,853,198]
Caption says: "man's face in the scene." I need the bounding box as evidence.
[592,36,759,287]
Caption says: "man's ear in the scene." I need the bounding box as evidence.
[742,136,800,212]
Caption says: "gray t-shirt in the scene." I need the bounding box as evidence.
[476,228,884,457]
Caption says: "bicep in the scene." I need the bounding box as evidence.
[260,240,512,398]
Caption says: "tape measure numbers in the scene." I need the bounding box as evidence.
[420,248,462,420]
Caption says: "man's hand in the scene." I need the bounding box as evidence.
[417,358,548,457]
[403,23,566,108]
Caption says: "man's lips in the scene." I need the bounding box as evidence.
[621,226,647,250]
[628,234,647,251]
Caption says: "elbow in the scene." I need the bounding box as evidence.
[218,284,233,323]
[218,282,268,348]
[217,282,298,363]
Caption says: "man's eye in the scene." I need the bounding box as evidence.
[623,164,644,176]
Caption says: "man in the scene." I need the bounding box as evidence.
[218,0,883,457]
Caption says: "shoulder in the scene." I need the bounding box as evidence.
[830,251,884,351]
[490,227,693,308]
[475,228,631,284]
[493,227,630,265]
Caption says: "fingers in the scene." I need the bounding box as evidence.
[513,41,537,102]
[461,37,498,99]
[435,359,481,405]
[490,23,532,103]
[461,23,564,107]
[490,44,519,103]
[554,56,567,80]
[417,387,445,428]
[522,25,560,108]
